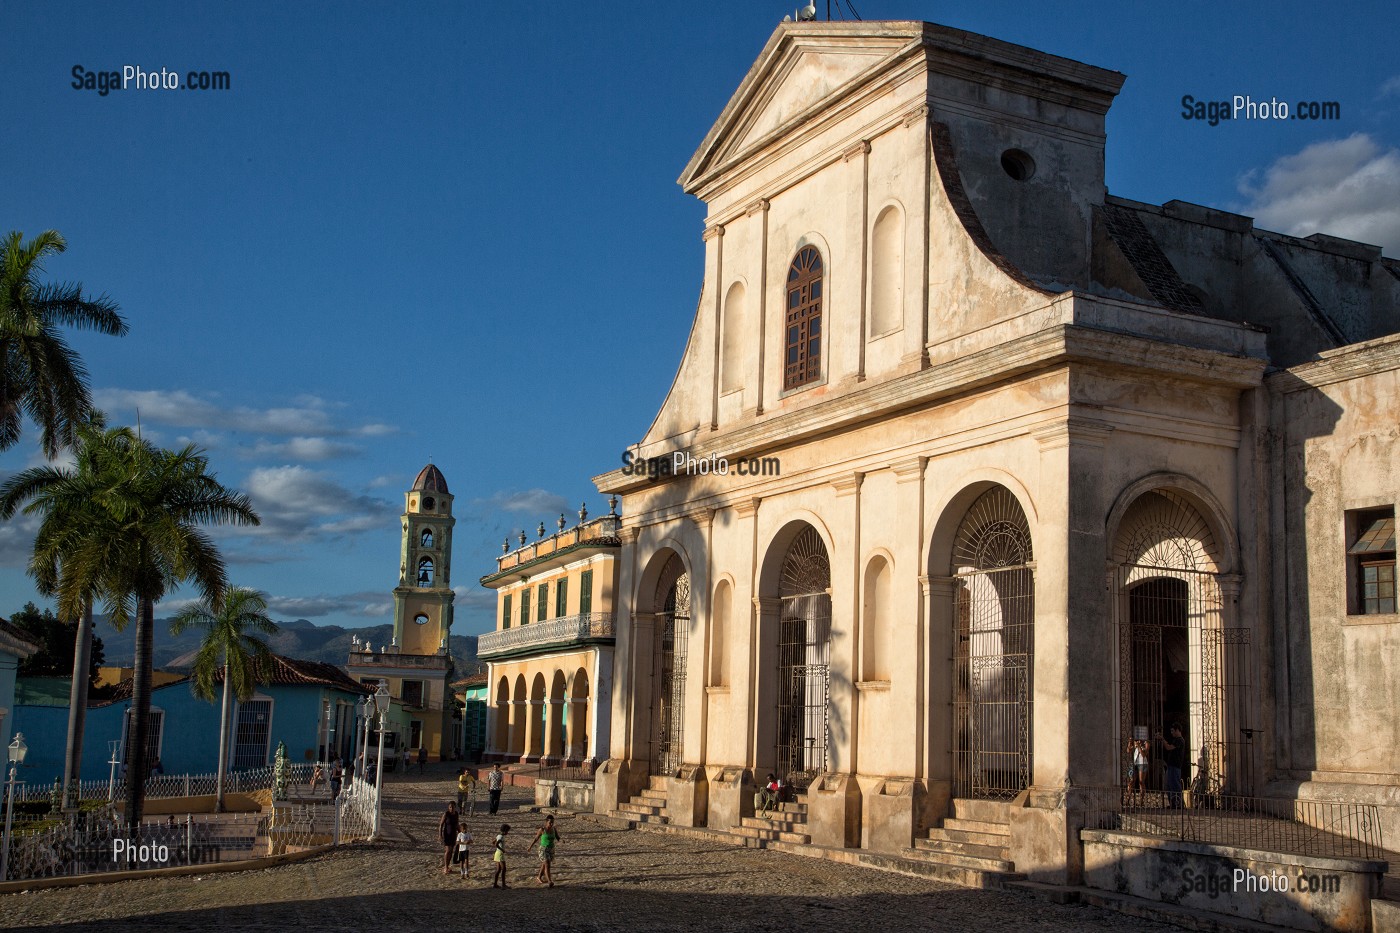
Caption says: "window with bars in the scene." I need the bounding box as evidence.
[502,593,512,629]
[556,578,569,617]
[122,708,165,771]
[402,680,425,708]
[537,583,548,621]
[520,589,531,626]
[232,698,272,770]
[1349,507,1396,615]
[580,569,594,615]
[783,246,824,391]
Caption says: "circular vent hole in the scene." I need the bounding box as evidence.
[1001,149,1035,181]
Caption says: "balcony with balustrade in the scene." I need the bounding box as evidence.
[483,507,622,583]
[477,612,616,661]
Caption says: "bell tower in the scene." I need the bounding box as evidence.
[392,463,456,656]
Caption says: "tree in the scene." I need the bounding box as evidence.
[0,230,128,458]
[170,587,276,812]
[1,428,258,827]
[7,602,105,682]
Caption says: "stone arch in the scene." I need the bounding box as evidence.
[527,672,547,761]
[943,483,1036,800]
[547,669,568,761]
[568,666,591,763]
[509,674,528,758]
[756,519,834,788]
[1105,472,1236,575]
[925,469,1039,579]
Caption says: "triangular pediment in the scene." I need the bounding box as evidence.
[681,23,925,193]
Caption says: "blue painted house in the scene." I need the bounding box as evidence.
[0,619,39,754]
[12,654,371,785]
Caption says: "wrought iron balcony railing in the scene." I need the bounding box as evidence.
[477,612,616,659]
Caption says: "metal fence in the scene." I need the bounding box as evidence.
[3,777,376,883]
[1082,785,1385,860]
[13,763,316,804]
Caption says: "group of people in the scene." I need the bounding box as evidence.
[1126,722,1203,808]
[309,758,345,800]
[438,768,561,889]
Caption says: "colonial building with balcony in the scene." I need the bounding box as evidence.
[478,503,621,768]
[346,463,458,759]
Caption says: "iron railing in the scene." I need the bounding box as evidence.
[3,777,376,882]
[12,763,316,804]
[477,612,616,659]
[1081,785,1386,860]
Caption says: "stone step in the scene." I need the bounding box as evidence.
[772,801,807,814]
[908,840,1015,873]
[951,798,1013,824]
[927,826,1009,848]
[618,802,667,817]
[740,815,806,831]
[607,809,670,826]
[639,788,669,802]
[916,837,1010,861]
[634,812,671,825]
[731,824,811,844]
[941,817,1010,837]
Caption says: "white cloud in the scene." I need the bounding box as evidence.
[1379,76,1400,99]
[1237,133,1400,254]
[0,512,42,568]
[93,388,395,458]
[478,488,571,516]
[241,465,397,541]
[265,592,392,618]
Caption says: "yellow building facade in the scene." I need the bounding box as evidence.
[478,503,620,768]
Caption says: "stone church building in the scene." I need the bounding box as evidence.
[588,19,1399,888]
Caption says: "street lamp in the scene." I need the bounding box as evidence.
[2,732,30,882]
[107,739,122,806]
[358,697,371,787]
[370,681,390,840]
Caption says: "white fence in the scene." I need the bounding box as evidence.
[14,763,316,804]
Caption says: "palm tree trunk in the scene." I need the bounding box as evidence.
[216,667,231,813]
[124,597,154,832]
[61,603,94,810]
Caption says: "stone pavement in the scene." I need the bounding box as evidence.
[0,764,1180,932]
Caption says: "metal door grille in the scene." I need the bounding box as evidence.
[123,708,165,771]
[651,557,689,775]
[951,487,1034,800]
[232,699,271,770]
[776,527,831,791]
[1114,566,1260,799]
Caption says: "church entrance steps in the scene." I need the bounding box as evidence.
[610,780,673,825]
[638,788,668,804]
[912,797,1015,874]
[733,813,811,844]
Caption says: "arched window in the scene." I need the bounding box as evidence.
[784,246,824,391]
[421,528,434,548]
[417,557,435,587]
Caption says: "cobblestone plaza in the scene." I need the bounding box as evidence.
[1,767,1177,932]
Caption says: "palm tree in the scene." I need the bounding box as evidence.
[0,416,130,809]
[2,429,259,828]
[0,230,128,458]
[170,588,277,812]
[99,439,260,829]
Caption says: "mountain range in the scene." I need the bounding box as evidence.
[95,615,481,675]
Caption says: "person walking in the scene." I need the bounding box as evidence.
[531,815,561,887]
[438,802,460,875]
[457,768,478,816]
[417,745,428,773]
[329,759,343,801]
[488,763,504,815]
[1156,723,1187,808]
[491,823,511,889]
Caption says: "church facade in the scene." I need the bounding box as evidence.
[590,20,1400,883]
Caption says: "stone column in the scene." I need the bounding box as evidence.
[508,699,527,759]
[544,698,565,763]
[523,697,544,763]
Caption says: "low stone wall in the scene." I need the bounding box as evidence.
[1082,828,1387,933]
[535,779,595,812]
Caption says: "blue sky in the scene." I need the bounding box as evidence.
[2,0,1396,638]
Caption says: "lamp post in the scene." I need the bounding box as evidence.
[2,733,30,883]
[106,739,121,806]
[370,680,390,841]
[359,698,372,786]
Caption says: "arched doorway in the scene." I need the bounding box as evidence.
[1112,489,1256,798]
[651,554,690,775]
[776,526,832,790]
[951,485,1034,800]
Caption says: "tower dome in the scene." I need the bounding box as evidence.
[412,463,449,494]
